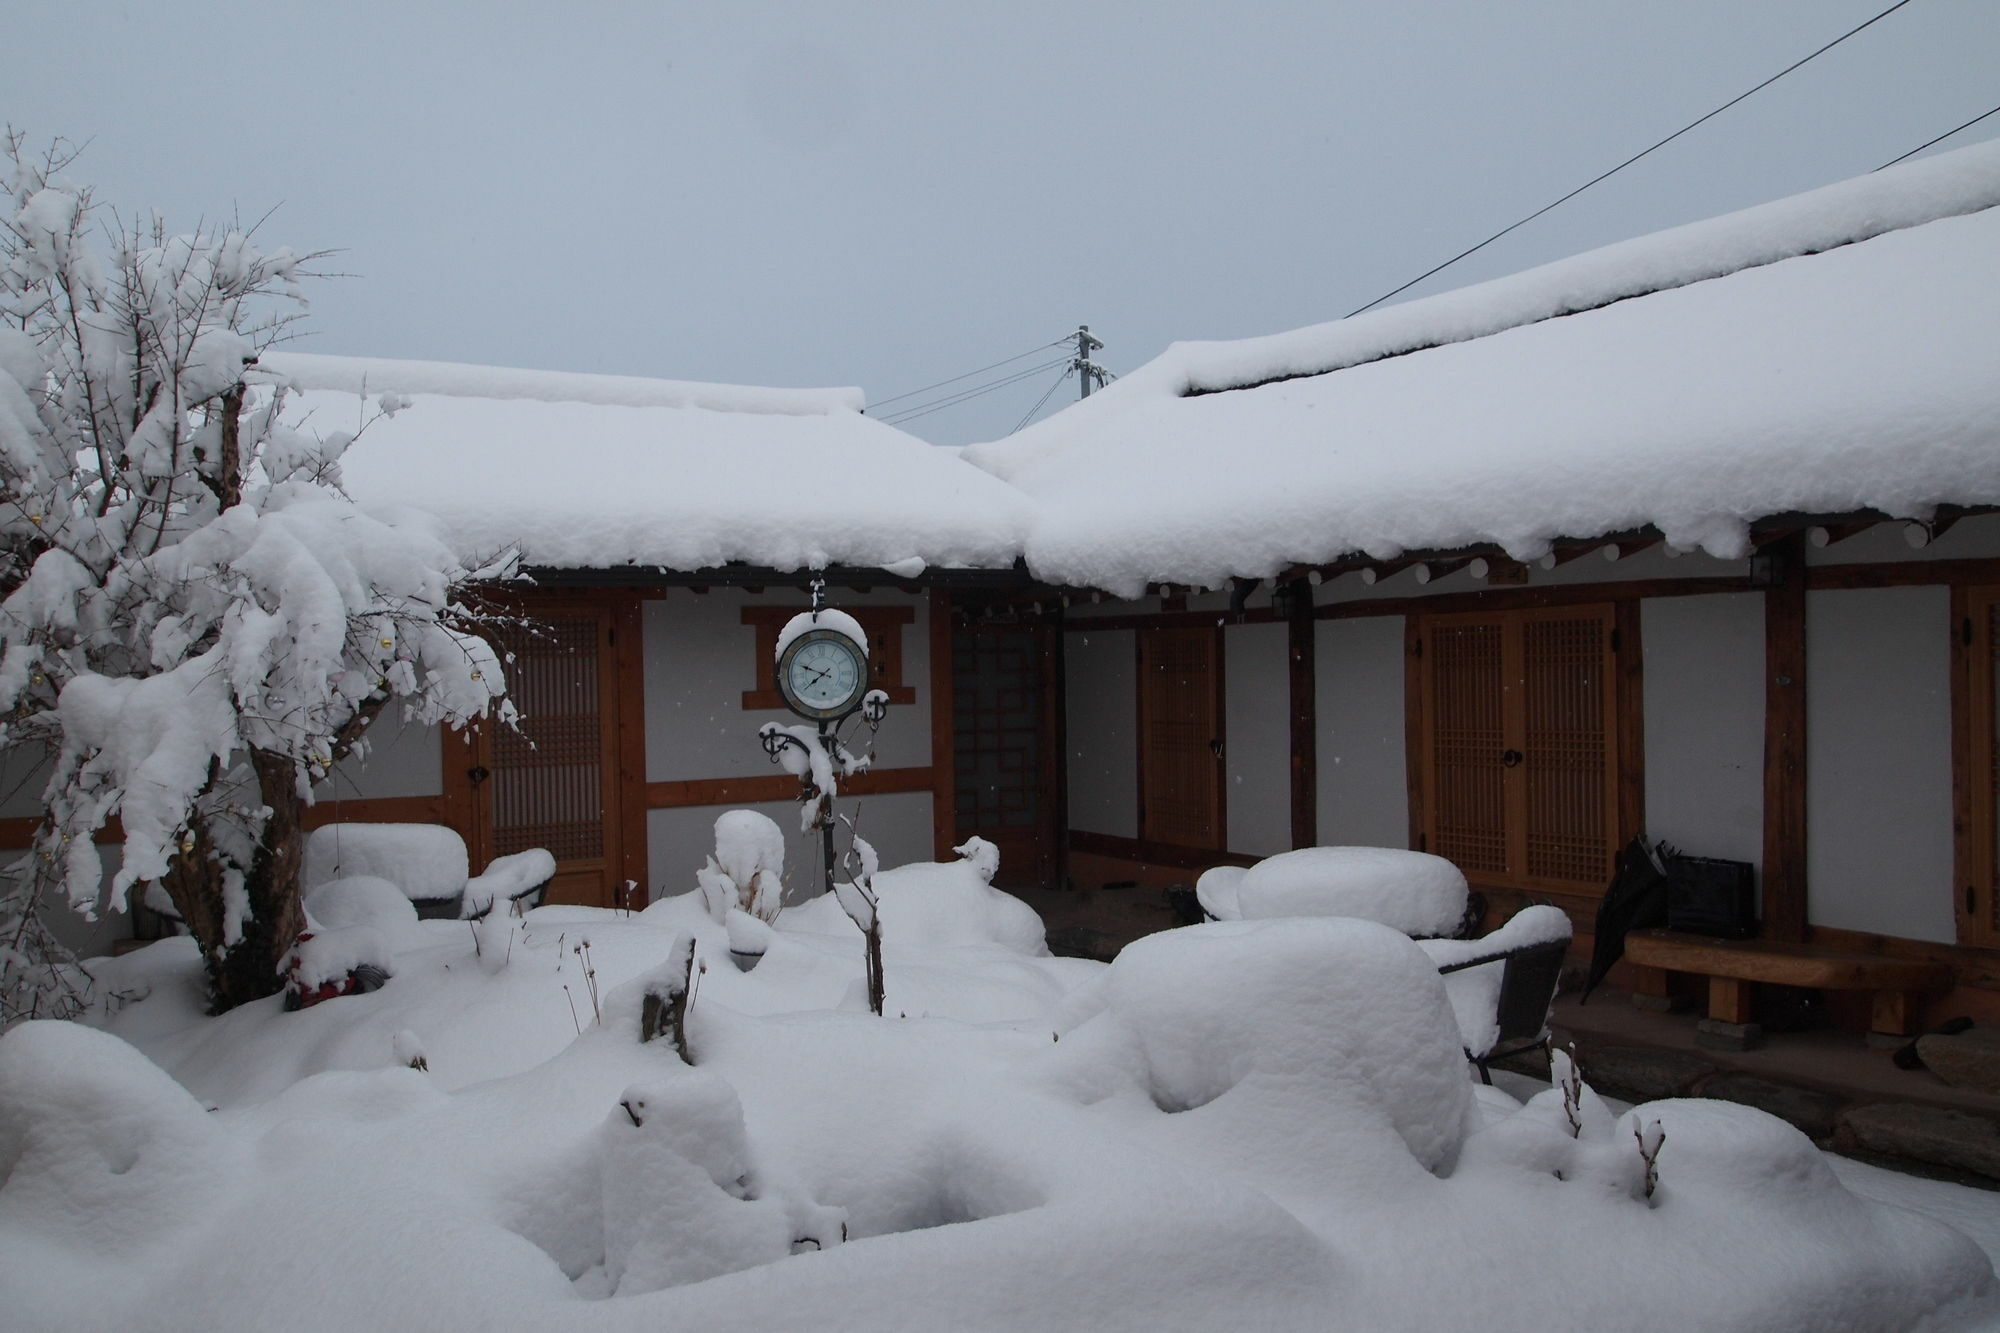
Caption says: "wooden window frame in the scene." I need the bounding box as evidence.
[1409,601,1640,897]
[740,605,916,711]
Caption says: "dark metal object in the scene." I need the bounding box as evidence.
[1437,938,1571,1084]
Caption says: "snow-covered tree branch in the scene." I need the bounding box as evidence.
[0,132,514,1015]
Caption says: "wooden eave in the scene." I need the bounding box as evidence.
[518,557,1051,595]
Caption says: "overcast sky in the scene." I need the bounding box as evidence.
[13,1,1999,443]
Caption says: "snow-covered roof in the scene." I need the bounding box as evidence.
[263,353,1034,574]
[964,139,2000,595]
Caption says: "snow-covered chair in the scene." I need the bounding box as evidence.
[303,823,554,920]
[1194,847,1471,939]
[1418,905,1574,1083]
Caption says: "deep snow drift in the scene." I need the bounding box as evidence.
[1,864,1993,1332]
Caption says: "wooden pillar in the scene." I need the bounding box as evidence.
[1760,534,1808,942]
[614,592,652,905]
[1043,606,1068,889]
[1286,579,1318,849]
[928,588,957,863]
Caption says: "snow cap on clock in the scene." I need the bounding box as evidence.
[775,608,868,662]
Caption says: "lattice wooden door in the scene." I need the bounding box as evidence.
[952,620,1056,888]
[1421,606,1617,892]
[459,604,624,908]
[1138,627,1224,851]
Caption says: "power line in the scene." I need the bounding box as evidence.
[1010,366,1075,434]
[867,337,1071,412]
[878,357,1073,426]
[1345,0,1917,318]
[1877,101,2000,170]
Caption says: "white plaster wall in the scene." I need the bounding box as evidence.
[647,790,933,905]
[1641,594,1763,869]
[323,707,444,801]
[1314,616,1409,848]
[644,588,932,783]
[1064,626,1137,838]
[1805,585,1955,943]
[1224,622,1290,857]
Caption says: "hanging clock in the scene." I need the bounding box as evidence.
[777,626,870,720]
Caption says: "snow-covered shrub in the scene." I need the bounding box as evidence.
[871,850,1048,955]
[951,835,1000,883]
[694,809,785,923]
[601,1073,844,1295]
[0,136,513,1014]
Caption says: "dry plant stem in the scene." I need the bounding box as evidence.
[638,939,697,1064]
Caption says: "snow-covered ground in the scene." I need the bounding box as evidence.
[3,854,1995,1332]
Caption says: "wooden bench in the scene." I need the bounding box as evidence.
[1623,929,1952,1038]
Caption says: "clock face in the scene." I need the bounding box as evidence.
[778,630,868,720]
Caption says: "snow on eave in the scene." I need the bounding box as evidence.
[963,137,2000,479]
[1171,136,2000,397]
[260,351,864,417]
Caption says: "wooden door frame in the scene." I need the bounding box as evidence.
[441,587,647,906]
[1409,601,1632,896]
[946,605,1065,887]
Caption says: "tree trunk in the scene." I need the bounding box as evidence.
[159,748,310,1013]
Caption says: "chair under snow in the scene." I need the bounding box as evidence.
[1418,905,1574,1083]
[303,823,555,919]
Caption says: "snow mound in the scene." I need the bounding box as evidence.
[304,823,467,904]
[870,856,1048,955]
[1229,846,1470,937]
[1066,917,1472,1172]
[304,874,424,945]
[0,1021,233,1260]
[599,1073,843,1296]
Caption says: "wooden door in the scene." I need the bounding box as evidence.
[952,619,1059,888]
[1420,606,1618,892]
[453,600,625,908]
[1137,627,1225,851]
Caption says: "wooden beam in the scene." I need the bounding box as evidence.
[1806,557,2000,591]
[1287,579,1317,849]
[644,765,935,810]
[1405,616,1426,855]
[1316,574,1753,621]
[1043,607,1069,887]
[1067,829,1258,871]
[302,795,450,830]
[1761,533,1808,943]
[929,589,957,863]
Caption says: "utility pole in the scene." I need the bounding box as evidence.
[1071,325,1107,399]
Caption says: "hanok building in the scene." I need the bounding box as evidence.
[30,139,2000,1038]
